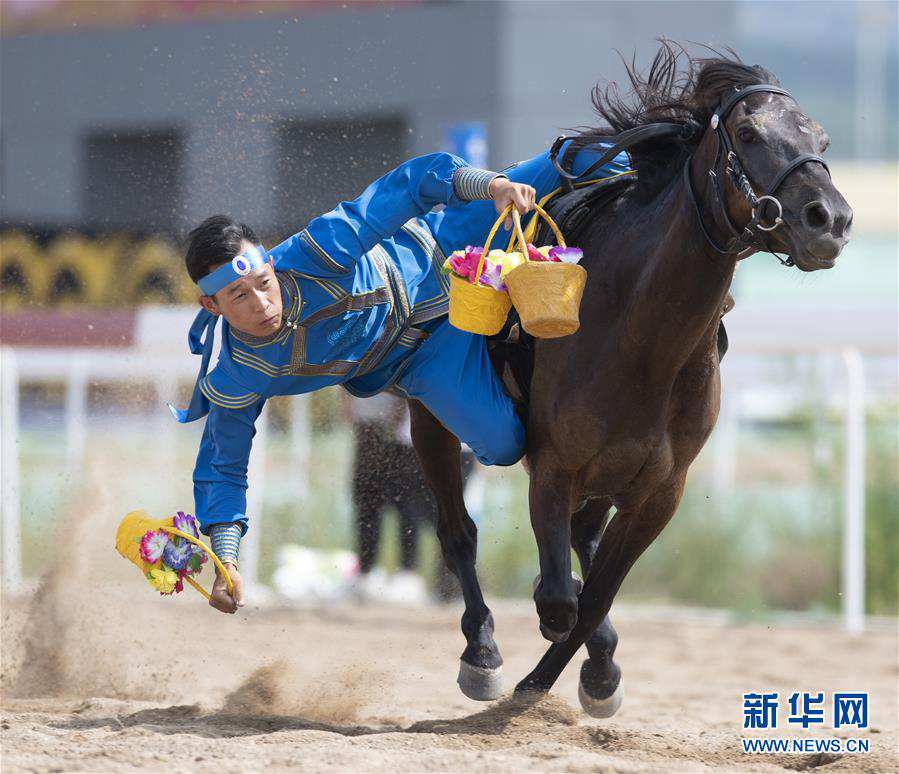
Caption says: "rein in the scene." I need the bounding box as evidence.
[549,84,830,264]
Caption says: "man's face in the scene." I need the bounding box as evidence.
[199,239,284,337]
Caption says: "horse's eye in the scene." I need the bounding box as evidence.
[820,135,831,153]
[737,127,757,144]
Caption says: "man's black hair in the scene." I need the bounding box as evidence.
[184,215,260,284]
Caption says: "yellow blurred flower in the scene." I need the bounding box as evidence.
[147,567,178,594]
[499,251,527,279]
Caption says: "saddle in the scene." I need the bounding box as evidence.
[487,173,731,418]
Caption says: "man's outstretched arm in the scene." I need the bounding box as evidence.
[268,152,516,276]
[193,399,264,613]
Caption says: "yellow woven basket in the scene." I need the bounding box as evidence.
[115,509,233,600]
[505,205,587,339]
[447,205,515,336]
[448,274,512,335]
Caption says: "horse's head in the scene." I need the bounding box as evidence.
[703,85,853,271]
[582,45,854,270]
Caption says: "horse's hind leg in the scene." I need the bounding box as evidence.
[571,498,623,718]
[408,399,503,700]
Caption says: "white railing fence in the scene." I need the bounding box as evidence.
[0,344,881,632]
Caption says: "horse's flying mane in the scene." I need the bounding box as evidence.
[571,39,780,202]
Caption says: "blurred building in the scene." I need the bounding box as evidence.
[3,0,895,240]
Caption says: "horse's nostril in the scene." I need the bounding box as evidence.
[802,200,832,231]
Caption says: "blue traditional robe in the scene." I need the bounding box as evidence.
[187,143,631,537]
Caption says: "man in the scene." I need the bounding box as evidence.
[175,143,629,614]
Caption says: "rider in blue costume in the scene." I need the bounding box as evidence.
[174,141,630,612]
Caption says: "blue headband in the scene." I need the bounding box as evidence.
[198,244,269,295]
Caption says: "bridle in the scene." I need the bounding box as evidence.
[549,84,831,265]
[687,84,831,262]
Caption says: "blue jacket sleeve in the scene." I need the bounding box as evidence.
[425,142,632,257]
[193,399,265,536]
[268,152,472,277]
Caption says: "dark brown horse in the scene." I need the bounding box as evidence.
[409,44,853,712]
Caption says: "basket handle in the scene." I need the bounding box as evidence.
[513,204,567,262]
[475,203,569,281]
[159,526,234,600]
[473,204,514,285]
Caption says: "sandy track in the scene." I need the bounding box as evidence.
[1,468,895,772]
[2,587,896,773]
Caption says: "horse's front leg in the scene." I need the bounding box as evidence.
[408,399,503,701]
[517,472,687,696]
[529,458,578,642]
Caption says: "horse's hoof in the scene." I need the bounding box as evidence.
[578,674,623,719]
[457,660,504,701]
[539,623,571,643]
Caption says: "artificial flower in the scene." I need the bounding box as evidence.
[162,538,192,571]
[485,249,508,266]
[446,252,468,277]
[444,246,484,280]
[524,243,560,262]
[139,530,169,563]
[147,566,178,594]
[444,241,582,288]
[548,246,584,264]
[526,243,545,261]
[479,262,506,292]
[183,552,206,576]
[445,247,508,289]
[463,245,484,267]
[172,511,200,539]
[499,251,527,279]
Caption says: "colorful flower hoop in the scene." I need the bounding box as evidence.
[115,509,233,599]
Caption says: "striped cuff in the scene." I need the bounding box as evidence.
[209,522,242,565]
[452,167,507,201]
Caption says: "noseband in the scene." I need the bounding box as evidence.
[549,84,831,264]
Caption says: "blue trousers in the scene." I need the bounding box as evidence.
[394,319,526,467]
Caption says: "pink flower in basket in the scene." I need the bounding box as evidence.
[447,253,466,277]
[524,243,562,262]
[139,530,169,563]
[445,246,485,281]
